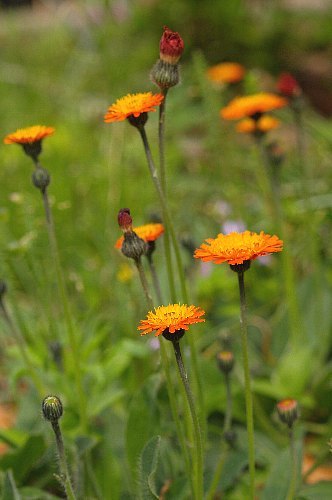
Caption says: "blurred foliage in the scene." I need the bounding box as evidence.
[0,1,332,498]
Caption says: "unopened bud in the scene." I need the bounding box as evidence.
[121,231,147,261]
[0,280,7,299]
[151,60,180,90]
[42,395,63,422]
[159,26,184,65]
[217,351,235,374]
[32,167,50,192]
[276,399,299,428]
[277,73,301,98]
[118,208,132,232]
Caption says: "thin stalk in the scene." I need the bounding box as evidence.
[134,258,192,491]
[205,372,233,500]
[172,340,203,500]
[139,125,206,434]
[286,428,297,500]
[37,177,87,431]
[158,91,177,302]
[51,420,77,500]
[255,138,302,346]
[0,298,45,397]
[237,270,255,499]
[146,255,163,304]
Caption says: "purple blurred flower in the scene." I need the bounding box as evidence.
[222,220,246,234]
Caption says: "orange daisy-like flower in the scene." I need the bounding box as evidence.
[236,115,280,134]
[4,125,55,145]
[138,304,205,337]
[207,62,245,84]
[115,223,164,249]
[221,93,287,120]
[104,92,164,123]
[194,231,283,265]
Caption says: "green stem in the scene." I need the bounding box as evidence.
[172,340,203,500]
[286,428,297,500]
[0,298,45,397]
[38,181,87,431]
[134,258,192,490]
[237,270,255,499]
[255,138,302,347]
[51,420,77,500]
[139,125,206,435]
[146,255,163,304]
[205,372,233,500]
[157,91,177,302]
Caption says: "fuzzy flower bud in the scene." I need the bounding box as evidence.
[117,208,147,261]
[217,351,235,374]
[276,398,299,428]
[118,208,132,232]
[32,167,50,192]
[159,26,184,65]
[42,395,63,422]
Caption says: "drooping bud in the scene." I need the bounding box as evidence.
[276,399,299,428]
[217,351,235,374]
[32,166,50,192]
[159,26,184,65]
[42,395,63,422]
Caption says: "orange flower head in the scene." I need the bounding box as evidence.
[138,304,205,337]
[236,115,280,134]
[207,62,245,84]
[4,125,55,161]
[194,230,283,266]
[221,93,288,121]
[3,125,55,145]
[104,92,164,126]
[115,223,164,249]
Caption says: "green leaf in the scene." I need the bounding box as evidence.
[0,436,46,483]
[137,436,161,500]
[2,470,21,500]
[18,487,61,499]
[0,429,28,450]
[272,346,313,398]
[297,483,332,500]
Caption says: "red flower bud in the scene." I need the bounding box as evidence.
[277,73,301,98]
[118,208,132,232]
[160,26,184,65]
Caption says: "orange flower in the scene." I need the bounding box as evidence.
[104,92,164,123]
[236,115,280,134]
[4,125,55,145]
[138,304,205,337]
[207,62,245,84]
[194,231,283,265]
[221,93,287,120]
[115,223,164,249]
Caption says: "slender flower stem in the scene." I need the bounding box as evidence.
[158,91,177,303]
[255,138,302,346]
[0,298,45,397]
[146,255,163,304]
[134,258,192,490]
[35,169,87,431]
[237,270,255,499]
[206,372,233,500]
[172,340,203,500]
[139,125,206,434]
[51,420,77,500]
[286,428,298,500]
